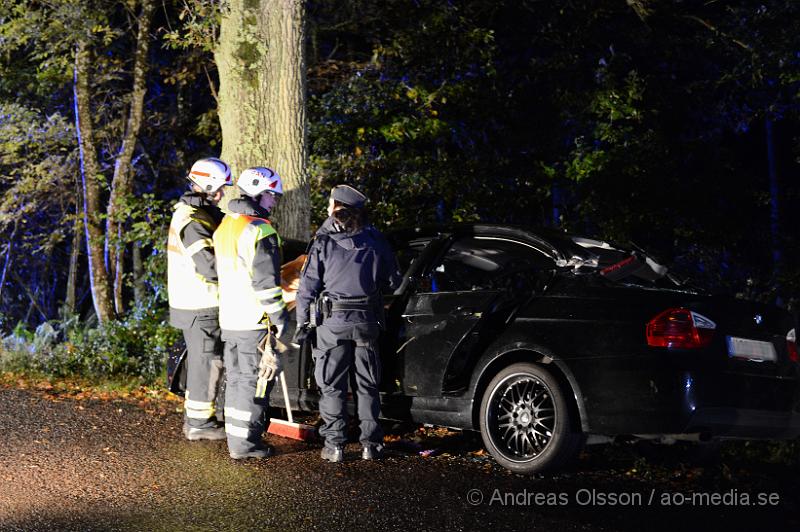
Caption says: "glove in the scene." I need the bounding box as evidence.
[257,334,282,381]
[293,323,311,346]
[268,308,290,339]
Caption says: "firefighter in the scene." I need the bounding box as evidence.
[294,185,402,462]
[213,166,290,459]
[168,157,232,441]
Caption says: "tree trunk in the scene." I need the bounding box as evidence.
[215,0,310,241]
[64,213,82,316]
[0,223,17,304]
[105,0,155,315]
[10,270,48,322]
[132,241,146,308]
[74,39,115,324]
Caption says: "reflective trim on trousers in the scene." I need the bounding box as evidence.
[225,423,251,439]
[224,407,255,423]
[185,395,215,419]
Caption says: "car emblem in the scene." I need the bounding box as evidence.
[754,314,763,325]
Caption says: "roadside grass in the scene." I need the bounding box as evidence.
[0,370,181,402]
[0,370,183,421]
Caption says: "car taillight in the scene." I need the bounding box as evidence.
[646,308,716,349]
[788,329,798,363]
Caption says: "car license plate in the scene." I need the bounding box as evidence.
[726,336,777,362]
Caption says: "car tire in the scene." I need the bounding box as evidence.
[479,362,582,474]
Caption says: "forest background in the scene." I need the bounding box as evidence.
[0,0,798,384]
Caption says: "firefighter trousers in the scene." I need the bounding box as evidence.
[221,329,273,454]
[182,316,224,429]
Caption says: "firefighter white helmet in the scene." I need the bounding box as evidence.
[237,167,283,197]
[188,157,232,193]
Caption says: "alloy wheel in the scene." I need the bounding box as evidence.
[487,373,556,461]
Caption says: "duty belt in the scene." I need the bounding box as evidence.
[331,294,377,312]
[317,293,378,316]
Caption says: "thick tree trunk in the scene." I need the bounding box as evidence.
[215,0,310,240]
[74,39,115,324]
[105,0,155,315]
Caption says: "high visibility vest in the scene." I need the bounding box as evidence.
[213,213,284,331]
[167,202,220,310]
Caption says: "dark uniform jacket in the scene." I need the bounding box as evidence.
[296,217,402,326]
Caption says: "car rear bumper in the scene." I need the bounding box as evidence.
[686,407,800,439]
[573,356,800,438]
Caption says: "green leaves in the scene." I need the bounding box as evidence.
[0,103,77,233]
[162,0,222,52]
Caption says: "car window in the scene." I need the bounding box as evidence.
[394,239,429,275]
[420,236,555,293]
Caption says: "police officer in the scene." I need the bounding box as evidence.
[168,157,231,440]
[213,167,290,459]
[295,185,402,462]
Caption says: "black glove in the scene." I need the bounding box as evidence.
[268,308,291,339]
[293,323,312,345]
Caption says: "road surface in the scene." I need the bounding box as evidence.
[0,385,797,531]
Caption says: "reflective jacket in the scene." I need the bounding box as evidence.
[296,217,402,326]
[168,193,223,327]
[213,197,285,331]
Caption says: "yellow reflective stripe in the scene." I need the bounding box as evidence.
[225,424,251,438]
[185,397,215,419]
[255,378,269,398]
[254,286,283,300]
[185,238,213,257]
[264,300,286,314]
[185,408,215,419]
[224,407,254,423]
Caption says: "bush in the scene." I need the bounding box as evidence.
[0,310,180,385]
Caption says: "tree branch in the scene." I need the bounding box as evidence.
[684,15,753,53]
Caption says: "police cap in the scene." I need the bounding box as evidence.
[331,185,367,208]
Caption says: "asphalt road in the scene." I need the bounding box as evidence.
[0,385,798,531]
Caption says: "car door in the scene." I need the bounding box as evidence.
[393,235,557,398]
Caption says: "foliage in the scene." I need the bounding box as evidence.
[1,0,800,339]
[309,0,502,228]
[162,0,223,52]
[0,0,220,327]
[0,310,180,383]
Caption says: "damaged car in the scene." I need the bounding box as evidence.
[169,224,800,474]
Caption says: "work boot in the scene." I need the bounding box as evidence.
[229,444,275,460]
[183,423,226,441]
[320,445,344,463]
[361,445,385,461]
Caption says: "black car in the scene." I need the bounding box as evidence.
[169,224,800,474]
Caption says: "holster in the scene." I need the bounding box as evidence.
[309,295,329,328]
